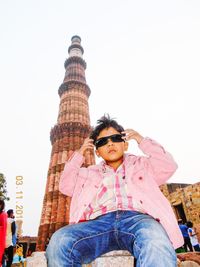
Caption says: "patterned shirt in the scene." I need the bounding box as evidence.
[83,162,145,220]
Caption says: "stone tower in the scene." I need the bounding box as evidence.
[37,36,95,251]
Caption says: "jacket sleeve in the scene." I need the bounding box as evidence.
[59,151,85,197]
[138,137,178,185]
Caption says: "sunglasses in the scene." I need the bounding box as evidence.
[94,133,125,149]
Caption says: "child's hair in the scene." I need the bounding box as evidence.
[90,114,124,142]
[178,219,183,224]
[7,209,14,217]
[186,221,193,228]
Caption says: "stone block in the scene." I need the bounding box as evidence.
[83,251,134,267]
[180,261,200,267]
[26,250,199,267]
[26,252,47,267]
[177,252,200,266]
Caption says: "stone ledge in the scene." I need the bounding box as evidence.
[177,252,200,266]
[83,250,134,267]
[25,251,134,267]
[24,251,200,267]
[26,252,47,267]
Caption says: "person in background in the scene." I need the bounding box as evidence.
[186,221,200,252]
[178,219,193,252]
[12,215,18,247]
[5,209,16,267]
[0,199,7,267]
[46,114,183,267]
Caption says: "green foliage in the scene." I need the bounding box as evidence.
[0,173,9,201]
[175,247,186,253]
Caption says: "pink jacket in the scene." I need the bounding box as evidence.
[59,137,184,249]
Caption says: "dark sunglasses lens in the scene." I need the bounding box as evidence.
[95,137,108,148]
[95,134,125,148]
[111,134,124,142]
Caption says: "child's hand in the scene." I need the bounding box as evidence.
[122,129,144,144]
[79,138,94,155]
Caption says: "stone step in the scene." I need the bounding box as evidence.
[25,251,134,267]
[82,251,134,267]
[24,251,200,267]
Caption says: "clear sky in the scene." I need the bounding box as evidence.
[0,0,200,236]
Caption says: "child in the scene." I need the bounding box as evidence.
[178,219,193,252]
[187,221,200,252]
[46,115,183,267]
[12,244,26,266]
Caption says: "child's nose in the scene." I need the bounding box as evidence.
[107,138,114,145]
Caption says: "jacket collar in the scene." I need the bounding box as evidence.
[97,153,137,173]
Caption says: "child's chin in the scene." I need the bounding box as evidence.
[107,154,123,161]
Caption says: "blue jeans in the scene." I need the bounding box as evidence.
[46,211,177,267]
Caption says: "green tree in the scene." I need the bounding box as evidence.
[0,173,9,200]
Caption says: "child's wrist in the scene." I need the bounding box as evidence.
[135,134,144,144]
[78,148,85,156]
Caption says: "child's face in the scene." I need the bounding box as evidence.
[95,127,128,163]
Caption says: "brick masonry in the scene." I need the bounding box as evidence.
[160,182,200,241]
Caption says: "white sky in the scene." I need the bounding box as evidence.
[0,0,200,236]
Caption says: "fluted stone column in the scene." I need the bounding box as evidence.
[37,36,95,251]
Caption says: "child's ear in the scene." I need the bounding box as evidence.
[95,150,100,157]
[124,142,129,151]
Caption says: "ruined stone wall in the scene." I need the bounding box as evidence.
[160,182,200,241]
